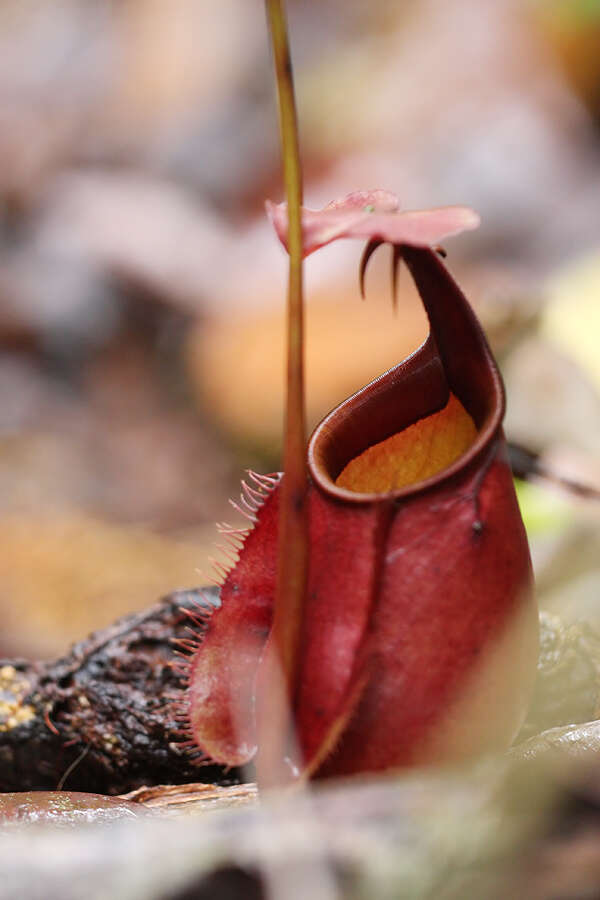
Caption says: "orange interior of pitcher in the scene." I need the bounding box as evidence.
[335,392,476,494]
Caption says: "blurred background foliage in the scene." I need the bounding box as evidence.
[0,0,599,658]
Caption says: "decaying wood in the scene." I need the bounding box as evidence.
[0,587,237,794]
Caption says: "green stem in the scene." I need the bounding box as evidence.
[263,0,308,781]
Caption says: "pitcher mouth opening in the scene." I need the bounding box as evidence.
[307,332,504,504]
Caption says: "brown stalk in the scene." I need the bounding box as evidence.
[262,0,308,786]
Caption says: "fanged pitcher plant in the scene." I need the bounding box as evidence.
[178,191,538,783]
